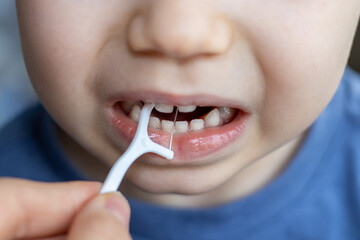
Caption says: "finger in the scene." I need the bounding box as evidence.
[0,178,101,239]
[67,192,131,240]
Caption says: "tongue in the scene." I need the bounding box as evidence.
[152,107,213,121]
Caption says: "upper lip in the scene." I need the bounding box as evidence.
[106,90,250,113]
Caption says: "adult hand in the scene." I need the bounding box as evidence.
[0,178,131,240]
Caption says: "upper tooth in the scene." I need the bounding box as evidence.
[129,105,141,122]
[190,119,205,131]
[155,104,174,113]
[178,105,196,113]
[218,107,236,120]
[204,108,221,127]
[120,101,141,113]
[175,121,188,133]
[161,120,174,133]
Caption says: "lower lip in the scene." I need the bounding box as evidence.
[108,105,248,163]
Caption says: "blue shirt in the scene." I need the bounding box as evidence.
[1,67,360,240]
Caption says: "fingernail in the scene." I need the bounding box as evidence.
[104,192,130,228]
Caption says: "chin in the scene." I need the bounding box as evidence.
[123,162,230,196]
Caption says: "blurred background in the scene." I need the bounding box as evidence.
[0,1,360,128]
[0,1,37,128]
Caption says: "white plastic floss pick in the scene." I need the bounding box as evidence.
[100,102,174,194]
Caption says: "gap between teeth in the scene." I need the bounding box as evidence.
[129,104,229,134]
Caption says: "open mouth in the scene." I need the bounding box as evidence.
[118,101,239,134]
[109,100,248,162]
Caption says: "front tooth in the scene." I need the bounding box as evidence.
[175,121,188,133]
[130,105,141,122]
[204,108,221,127]
[178,105,196,113]
[161,120,174,133]
[155,103,174,113]
[190,119,205,131]
[149,117,161,129]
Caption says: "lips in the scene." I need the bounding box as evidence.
[107,97,249,163]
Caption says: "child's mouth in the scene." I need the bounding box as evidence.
[119,101,238,133]
[109,100,249,164]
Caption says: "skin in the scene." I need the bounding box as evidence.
[15,0,360,207]
[0,178,131,239]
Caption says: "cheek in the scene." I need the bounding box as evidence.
[17,1,135,130]
[240,1,359,142]
[19,2,110,102]
[16,2,133,162]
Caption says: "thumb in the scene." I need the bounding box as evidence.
[67,192,131,240]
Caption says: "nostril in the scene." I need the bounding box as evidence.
[127,15,151,52]
[128,14,205,58]
[127,9,233,59]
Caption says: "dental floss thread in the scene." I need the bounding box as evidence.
[100,102,174,194]
[169,107,179,150]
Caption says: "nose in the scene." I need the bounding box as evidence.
[127,0,233,59]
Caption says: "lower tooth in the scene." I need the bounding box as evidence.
[161,120,175,133]
[204,108,221,127]
[130,105,141,122]
[149,117,161,129]
[190,119,205,131]
[175,121,188,133]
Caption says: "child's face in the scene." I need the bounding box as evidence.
[17,1,359,196]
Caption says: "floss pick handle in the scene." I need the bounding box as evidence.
[100,102,174,194]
